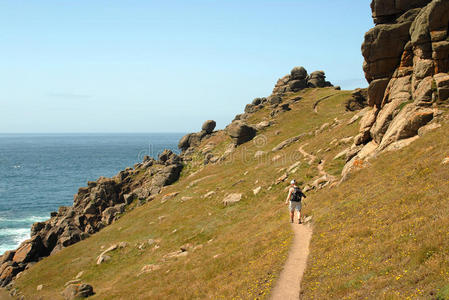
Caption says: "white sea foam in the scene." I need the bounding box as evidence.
[0,215,48,224]
[0,244,19,256]
[0,227,29,237]
[0,227,30,254]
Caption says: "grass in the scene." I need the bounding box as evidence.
[300,110,449,299]
[12,86,448,299]
[12,87,357,299]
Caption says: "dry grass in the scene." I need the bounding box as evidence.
[12,87,379,299]
[301,111,449,299]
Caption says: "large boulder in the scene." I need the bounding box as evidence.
[178,133,192,151]
[201,120,216,134]
[290,66,308,80]
[308,71,332,88]
[12,236,45,263]
[226,121,257,145]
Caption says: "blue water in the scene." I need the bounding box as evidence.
[0,133,184,255]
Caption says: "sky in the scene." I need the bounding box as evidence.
[0,0,373,133]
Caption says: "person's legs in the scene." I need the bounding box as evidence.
[298,209,302,224]
[290,210,295,223]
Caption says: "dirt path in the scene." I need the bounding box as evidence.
[270,223,313,300]
[298,144,336,188]
[0,289,12,300]
[313,93,339,113]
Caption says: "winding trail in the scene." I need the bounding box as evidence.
[270,223,313,300]
[313,93,339,113]
[299,144,336,186]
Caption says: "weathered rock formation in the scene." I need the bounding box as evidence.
[272,66,333,96]
[226,121,257,145]
[345,88,368,111]
[225,66,334,146]
[343,0,449,178]
[0,150,183,287]
[178,120,217,153]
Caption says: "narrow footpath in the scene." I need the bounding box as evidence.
[0,288,12,300]
[270,223,313,300]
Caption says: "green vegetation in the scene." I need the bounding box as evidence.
[13,87,355,299]
[301,110,449,299]
[11,87,448,299]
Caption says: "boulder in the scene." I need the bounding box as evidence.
[62,283,94,299]
[13,236,45,264]
[308,71,331,88]
[226,121,257,145]
[346,88,368,111]
[223,193,242,205]
[178,133,192,151]
[101,204,125,225]
[268,95,282,105]
[290,66,308,80]
[201,120,216,134]
[288,80,308,92]
[0,251,15,265]
[270,103,291,117]
[255,121,271,130]
[379,106,434,150]
[252,97,266,105]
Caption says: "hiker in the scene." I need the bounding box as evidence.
[285,180,306,224]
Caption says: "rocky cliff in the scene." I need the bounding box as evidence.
[343,0,449,178]
[0,150,183,287]
[0,66,335,290]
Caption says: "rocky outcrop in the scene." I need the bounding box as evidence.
[224,66,334,147]
[201,120,216,134]
[272,66,333,95]
[226,121,257,145]
[345,88,368,111]
[343,0,448,178]
[178,120,217,152]
[0,150,183,287]
[62,283,94,299]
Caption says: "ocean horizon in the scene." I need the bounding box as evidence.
[0,132,184,255]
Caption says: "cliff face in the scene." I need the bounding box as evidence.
[0,150,183,287]
[343,0,449,177]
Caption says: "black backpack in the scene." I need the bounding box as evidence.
[291,187,303,202]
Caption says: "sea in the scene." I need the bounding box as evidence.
[0,133,184,255]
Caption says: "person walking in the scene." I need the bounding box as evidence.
[285,180,307,224]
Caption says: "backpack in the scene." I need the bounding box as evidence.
[290,187,303,202]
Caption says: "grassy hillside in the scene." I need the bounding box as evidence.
[10,87,448,299]
[300,111,449,299]
[12,87,359,299]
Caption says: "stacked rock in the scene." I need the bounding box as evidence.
[272,66,333,95]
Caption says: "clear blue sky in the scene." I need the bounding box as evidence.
[0,0,372,133]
